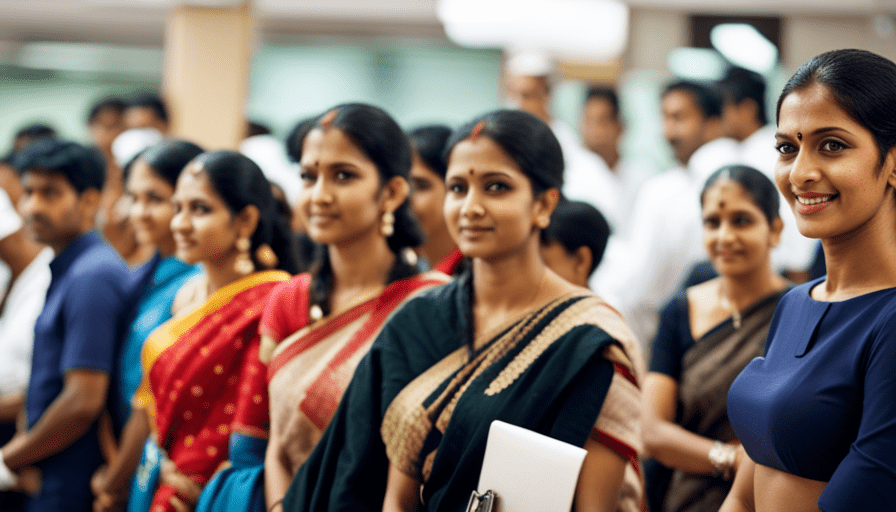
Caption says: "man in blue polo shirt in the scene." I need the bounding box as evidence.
[0,139,130,511]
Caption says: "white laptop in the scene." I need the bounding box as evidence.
[475,420,588,512]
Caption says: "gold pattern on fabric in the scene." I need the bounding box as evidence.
[382,346,468,477]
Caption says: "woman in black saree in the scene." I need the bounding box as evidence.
[642,165,790,512]
[280,109,644,512]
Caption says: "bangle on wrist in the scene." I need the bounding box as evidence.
[708,441,737,480]
[0,449,18,491]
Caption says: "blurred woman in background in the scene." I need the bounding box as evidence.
[406,124,463,275]
[642,165,789,512]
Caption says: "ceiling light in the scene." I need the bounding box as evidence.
[437,0,629,61]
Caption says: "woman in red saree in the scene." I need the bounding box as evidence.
[260,104,449,512]
[94,151,299,512]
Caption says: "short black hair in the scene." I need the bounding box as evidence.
[87,96,126,125]
[585,87,620,120]
[663,80,724,119]
[14,123,56,141]
[13,138,106,194]
[719,67,768,125]
[540,199,611,276]
[127,92,169,123]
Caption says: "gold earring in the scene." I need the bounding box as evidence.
[381,211,395,237]
[255,244,278,269]
[234,237,254,275]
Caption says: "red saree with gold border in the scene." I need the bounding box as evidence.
[133,270,290,512]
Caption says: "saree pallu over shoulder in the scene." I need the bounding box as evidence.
[381,291,644,511]
[662,289,786,512]
[133,270,290,512]
[268,271,450,431]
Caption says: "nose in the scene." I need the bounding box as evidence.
[459,188,485,218]
[130,197,147,222]
[718,220,737,244]
[310,176,333,204]
[170,208,189,234]
[785,147,821,189]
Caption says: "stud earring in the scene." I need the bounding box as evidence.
[381,211,395,237]
[234,237,254,275]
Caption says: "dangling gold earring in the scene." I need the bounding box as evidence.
[234,237,254,275]
[381,211,395,237]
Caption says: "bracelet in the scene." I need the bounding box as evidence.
[708,441,737,480]
[0,449,18,491]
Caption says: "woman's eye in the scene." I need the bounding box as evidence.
[447,183,466,194]
[821,140,845,152]
[775,142,796,155]
[335,171,354,181]
[703,218,720,228]
[733,215,752,226]
[485,181,509,192]
[299,171,316,182]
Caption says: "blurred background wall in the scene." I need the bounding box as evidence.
[0,0,894,170]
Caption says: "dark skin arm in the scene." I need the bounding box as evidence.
[1,369,109,468]
[0,393,23,424]
[92,407,151,511]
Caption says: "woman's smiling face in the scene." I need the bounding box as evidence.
[444,136,552,261]
[775,83,896,241]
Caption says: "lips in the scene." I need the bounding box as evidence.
[458,225,494,237]
[794,192,838,215]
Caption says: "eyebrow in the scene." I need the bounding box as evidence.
[775,126,852,139]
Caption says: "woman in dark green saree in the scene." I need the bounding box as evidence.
[280,110,645,512]
[642,165,791,512]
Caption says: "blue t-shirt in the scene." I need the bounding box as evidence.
[728,278,896,511]
[25,231,131,508]
[114,254,199,429]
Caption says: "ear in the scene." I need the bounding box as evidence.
[884,146,896,190]
[769,217,784,248]
[234,204,260,240]
[573,245,594,284]
[78,188,102,225]
[533,188,560,229]
[380,176,410,214]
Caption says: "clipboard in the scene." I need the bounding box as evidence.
[473,420,587,512]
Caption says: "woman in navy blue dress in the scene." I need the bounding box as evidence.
[723,49,896,511]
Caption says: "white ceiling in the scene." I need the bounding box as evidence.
[0,0,893,47]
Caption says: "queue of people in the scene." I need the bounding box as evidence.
[0,47,893,512]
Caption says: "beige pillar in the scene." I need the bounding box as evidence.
[163,2,254,150]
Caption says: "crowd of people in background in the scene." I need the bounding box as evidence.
[0,47,893,512]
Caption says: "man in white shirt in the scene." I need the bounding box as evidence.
[503,52,624,231]
[596,81,738,349]
[719,67,816,280]
[581,87,657,238]
[0,185,52,509]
